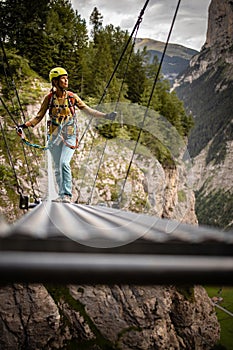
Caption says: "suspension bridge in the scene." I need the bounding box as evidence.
[0,149,232,286]
[0,0,233,286]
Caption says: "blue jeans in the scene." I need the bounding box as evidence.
[49,134,76,197]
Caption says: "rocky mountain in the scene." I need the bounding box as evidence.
[174,0,233,230]
[135,38,198,83]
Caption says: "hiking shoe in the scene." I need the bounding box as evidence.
[62,195,72,203]
[52,196,63,202]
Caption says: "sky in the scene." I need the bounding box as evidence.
[71,0,212,51]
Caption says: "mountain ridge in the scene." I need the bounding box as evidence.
[135,38,198,82]
[135,38,198,59]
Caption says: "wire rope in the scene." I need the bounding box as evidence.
[117,0,182,206]
[87,18,142,205]
[77,0,150,204]
[0,36,42,200]
[21,142,40,201]
[78,0,151,145]
[0,95,18,126]
[0,35,44,158]
[0,36,27,122]
[0,95,42,200]
[0,119,23,195]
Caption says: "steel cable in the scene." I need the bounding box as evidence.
[117,0,182,205]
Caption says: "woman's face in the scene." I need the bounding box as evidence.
[59,75,68,89]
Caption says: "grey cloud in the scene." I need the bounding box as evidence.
[120,16,137,30]
[71,0,212,50]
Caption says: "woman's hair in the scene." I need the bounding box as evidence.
[51,77,59,87]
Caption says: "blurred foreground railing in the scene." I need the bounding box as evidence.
[0,202,232,285]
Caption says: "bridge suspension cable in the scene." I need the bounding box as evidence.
[0,118,23,196]
[85,0,182,207]
[117,0,182,205]
[0,38,41,203]
[86,9,143,205]
[77,0,151,204]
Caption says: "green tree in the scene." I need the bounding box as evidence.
[125,49,147,103]
[43,0,88,89]
[141,55,193,137]
[85,13,125,102]
[0,0,88,89]
[89,7,103,45]
[0,0,50,52]
[84,29,116,100]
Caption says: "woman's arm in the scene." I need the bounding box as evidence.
[73,93,115,119]
[25,94,50,127]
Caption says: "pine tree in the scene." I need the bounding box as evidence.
[0,0,49,52]
[0,0,88,88]
[85,10,115,101]
[89,7,103,45]
[43,0,88,88]
[125,50,147,103]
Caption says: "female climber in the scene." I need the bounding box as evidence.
[18,67,116,203]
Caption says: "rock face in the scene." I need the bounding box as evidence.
[175,0,233,229]
[73,137,197,225]
[0,284,220,350]
[205,0,233,49]
[0,284,60,349]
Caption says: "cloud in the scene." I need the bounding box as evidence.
[71,0,211,50]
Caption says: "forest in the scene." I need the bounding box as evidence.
[0,0,193,136]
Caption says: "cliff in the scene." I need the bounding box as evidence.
[174,0,233,229]
[205,0,233,49]
[0,284,219,349]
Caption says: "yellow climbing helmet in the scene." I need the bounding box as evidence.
[49,67,68,82]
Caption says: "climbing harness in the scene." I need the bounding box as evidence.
[16,90,79,150]
[48,90,76,120]
[47,90,79,150]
